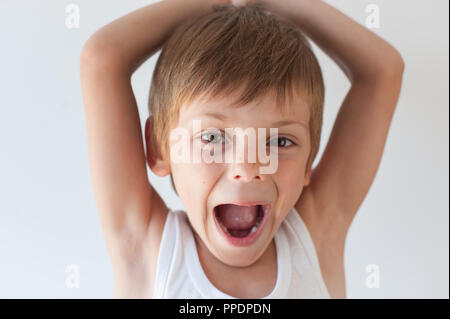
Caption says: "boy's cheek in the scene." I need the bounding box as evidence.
[173,162,221,194]
[275,158,307,193]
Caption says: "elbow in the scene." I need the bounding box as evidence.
[376,49,405,82]
[80,32,124,73]
[395,51,405,73]
[80,33,104,68]
[386,49,405,75]
[356,49,405,84]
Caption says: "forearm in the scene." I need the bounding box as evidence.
[263,0,404,83]
[82,0,214,76]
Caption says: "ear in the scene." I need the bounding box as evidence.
[145,116,171,177]
[303,167,312,187]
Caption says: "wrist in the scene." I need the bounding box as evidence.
[261,0,314,23]
[167,0,226,16]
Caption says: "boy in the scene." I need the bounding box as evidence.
[80,0,404,299]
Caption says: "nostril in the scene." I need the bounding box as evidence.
[234,175,261,181]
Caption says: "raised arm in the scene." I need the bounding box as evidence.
[258,0,405,232]
[80,0,222,269]
[243,0,404,298]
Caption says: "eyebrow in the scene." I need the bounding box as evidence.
[201,112,308,131]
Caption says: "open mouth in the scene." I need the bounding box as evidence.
[213,203,270,245]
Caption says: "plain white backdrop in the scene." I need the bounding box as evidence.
[0,0,448,298]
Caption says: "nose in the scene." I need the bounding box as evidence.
[229,161,263,182]
[227,135,264,182]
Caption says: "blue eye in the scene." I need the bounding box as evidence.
[201,130,224,144]
[268,137,294,148]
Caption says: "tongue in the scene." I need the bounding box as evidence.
[216,204,259,230]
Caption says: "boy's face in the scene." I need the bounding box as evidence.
[150,86,312,268]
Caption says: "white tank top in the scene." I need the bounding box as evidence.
[153,206,331,298]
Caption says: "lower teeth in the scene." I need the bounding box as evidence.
[218,219,261,237]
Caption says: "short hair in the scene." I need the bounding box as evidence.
[148,3,324,195]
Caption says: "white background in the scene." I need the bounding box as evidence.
[0,0,448,298]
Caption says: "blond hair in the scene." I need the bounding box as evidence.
[148,3,324,192]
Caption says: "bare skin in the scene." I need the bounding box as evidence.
[80,0,404,299]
